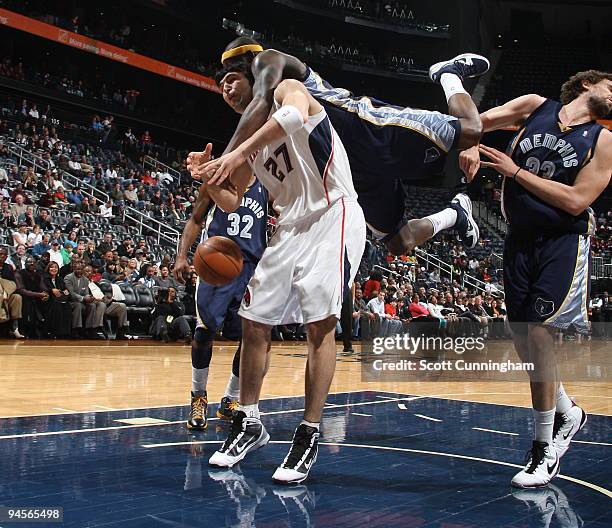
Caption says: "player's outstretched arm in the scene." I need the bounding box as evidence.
[205,162,253,214]
[174,186,211,279]
[459,94,546,181]
[479,131,612,215]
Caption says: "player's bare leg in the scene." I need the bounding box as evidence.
[386,194,479,256]
[429,53,490,149]
[273,315,337,483]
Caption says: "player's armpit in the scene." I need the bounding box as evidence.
[481,94,546,132]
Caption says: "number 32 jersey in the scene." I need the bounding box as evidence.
[203,179,268,264]
[248,102,358,226]
[503,98,604,234]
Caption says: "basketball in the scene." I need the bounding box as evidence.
[193,236,243,286]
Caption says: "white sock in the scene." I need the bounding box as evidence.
[440,73,468,102]
[239,403,260,419]
[191,367,209,393]
[556,383,573,414]
[224,373,240,400]
[533,408,555,446]
[300,419,320,431]
[425,208,458,236]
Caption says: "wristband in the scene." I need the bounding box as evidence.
[512,167,521,180]
[271,105,304,136]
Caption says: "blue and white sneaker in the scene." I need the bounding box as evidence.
[209,411,270,467]
[449,193,479,248]
[429,53,490,83]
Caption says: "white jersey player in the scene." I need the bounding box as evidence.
[188,76,366,483]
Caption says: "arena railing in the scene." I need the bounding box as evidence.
[5,141,181,248]
[472,201,507,236]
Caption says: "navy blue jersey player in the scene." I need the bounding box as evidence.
[461,70,612,488]
[174,174,268,430]
[189,37,484,256]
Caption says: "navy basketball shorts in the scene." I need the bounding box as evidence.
[196,260,258,333]
[503,230,590,334]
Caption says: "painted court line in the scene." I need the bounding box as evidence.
[52,407,77,413]
[0,395,419,440]
[141,440,612,499]
[92,405,117,411]
[414,414,442,422]
[351,413,372,417]
[572,439,612,447]
[473,427,519,436]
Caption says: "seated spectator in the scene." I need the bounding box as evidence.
[12,222,29,247]
[15,257,48,338]
[97,233,115,255]
[83,265,128,339]
[149,287,191,343]
[409,294,431,320]
[48,240,63,267]
[363,270,382,300]
[110,183,125,205]
[27,225,43,247]
[156,264,181,289]
[117,237,135,258]
[489,299,507,339]
[0,248,24,338]
[42,261,72,338]
[139,264,158,288]
[10,193,28,219]
[102,262,119,282]
[64,213,87,236]
[100,200,114,218]
[64,231,79,249]
[10,244,28,270]
[23,168,38,190]
[84,241,103,268]
[54,186,68,204]
[183,272,198,316]
[60,241,74,266]
[124,258,140,282]
[123,183,138,205]
[67,188,84,205]
[38,188,56,208]
[32,234,51,257]
[352,287,375,339]
[469,295,491,337]
[64,262,106,339]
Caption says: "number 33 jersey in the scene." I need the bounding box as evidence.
[203,179,268,264]
[248,102,358,226]
[503,98,604,234]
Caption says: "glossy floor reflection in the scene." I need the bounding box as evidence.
[0,391,610,527]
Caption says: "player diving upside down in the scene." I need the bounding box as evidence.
[189,37,486,255]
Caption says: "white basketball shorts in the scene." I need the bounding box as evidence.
[238,197,366,326]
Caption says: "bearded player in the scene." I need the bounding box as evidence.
[460,70,612,487]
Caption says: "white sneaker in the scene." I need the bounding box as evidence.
[511,441,560,488]
[272,424,319,484]
[552,405,587,459]
[9,329,24,339]
[208,411,269,468]
[511,487,558,528]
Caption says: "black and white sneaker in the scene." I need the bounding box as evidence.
[429,53,490,83]
[272,424,319,484]
[511,487,558,527]
[552,405,587,459]
[208,411,269,468]
[449,193,479,248]
[511,441,560,488]
[273,484,316,524]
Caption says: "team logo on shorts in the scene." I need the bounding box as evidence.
[534,297,555,317]
[243,288,251,307]
[424,147,441,164]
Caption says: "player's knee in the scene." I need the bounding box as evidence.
[385,229,416,256]
[460,118,483,148]
[306,316,336,347]
[242,319,272,343]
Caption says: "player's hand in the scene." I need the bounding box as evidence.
[198,149,246,186]
[187,143,213,180]
[459,145,481,182]
[479,145,520,178]
[173,255,189,281]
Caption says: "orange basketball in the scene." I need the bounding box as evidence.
[193,236,243,286]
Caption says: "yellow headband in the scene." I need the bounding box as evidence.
[221,44,264,63]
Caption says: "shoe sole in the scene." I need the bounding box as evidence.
[429,53,490,80]
[511,458,560,489]
[186,421,208,431]
[453,193,480,248]
[209,429,270,468]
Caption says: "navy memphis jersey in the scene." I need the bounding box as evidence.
[502,98,604,234]
[202,179,268,263]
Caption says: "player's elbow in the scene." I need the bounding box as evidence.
[566,199,587,217]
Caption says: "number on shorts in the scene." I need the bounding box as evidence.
[264,143,294,182]
[525,156,555,179]
[227,213,253,239]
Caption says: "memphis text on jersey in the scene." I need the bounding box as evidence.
[518,133,579,168]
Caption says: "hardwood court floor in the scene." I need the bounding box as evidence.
[1,339,610,418]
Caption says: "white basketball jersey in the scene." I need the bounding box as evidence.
[248,102,357,225]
